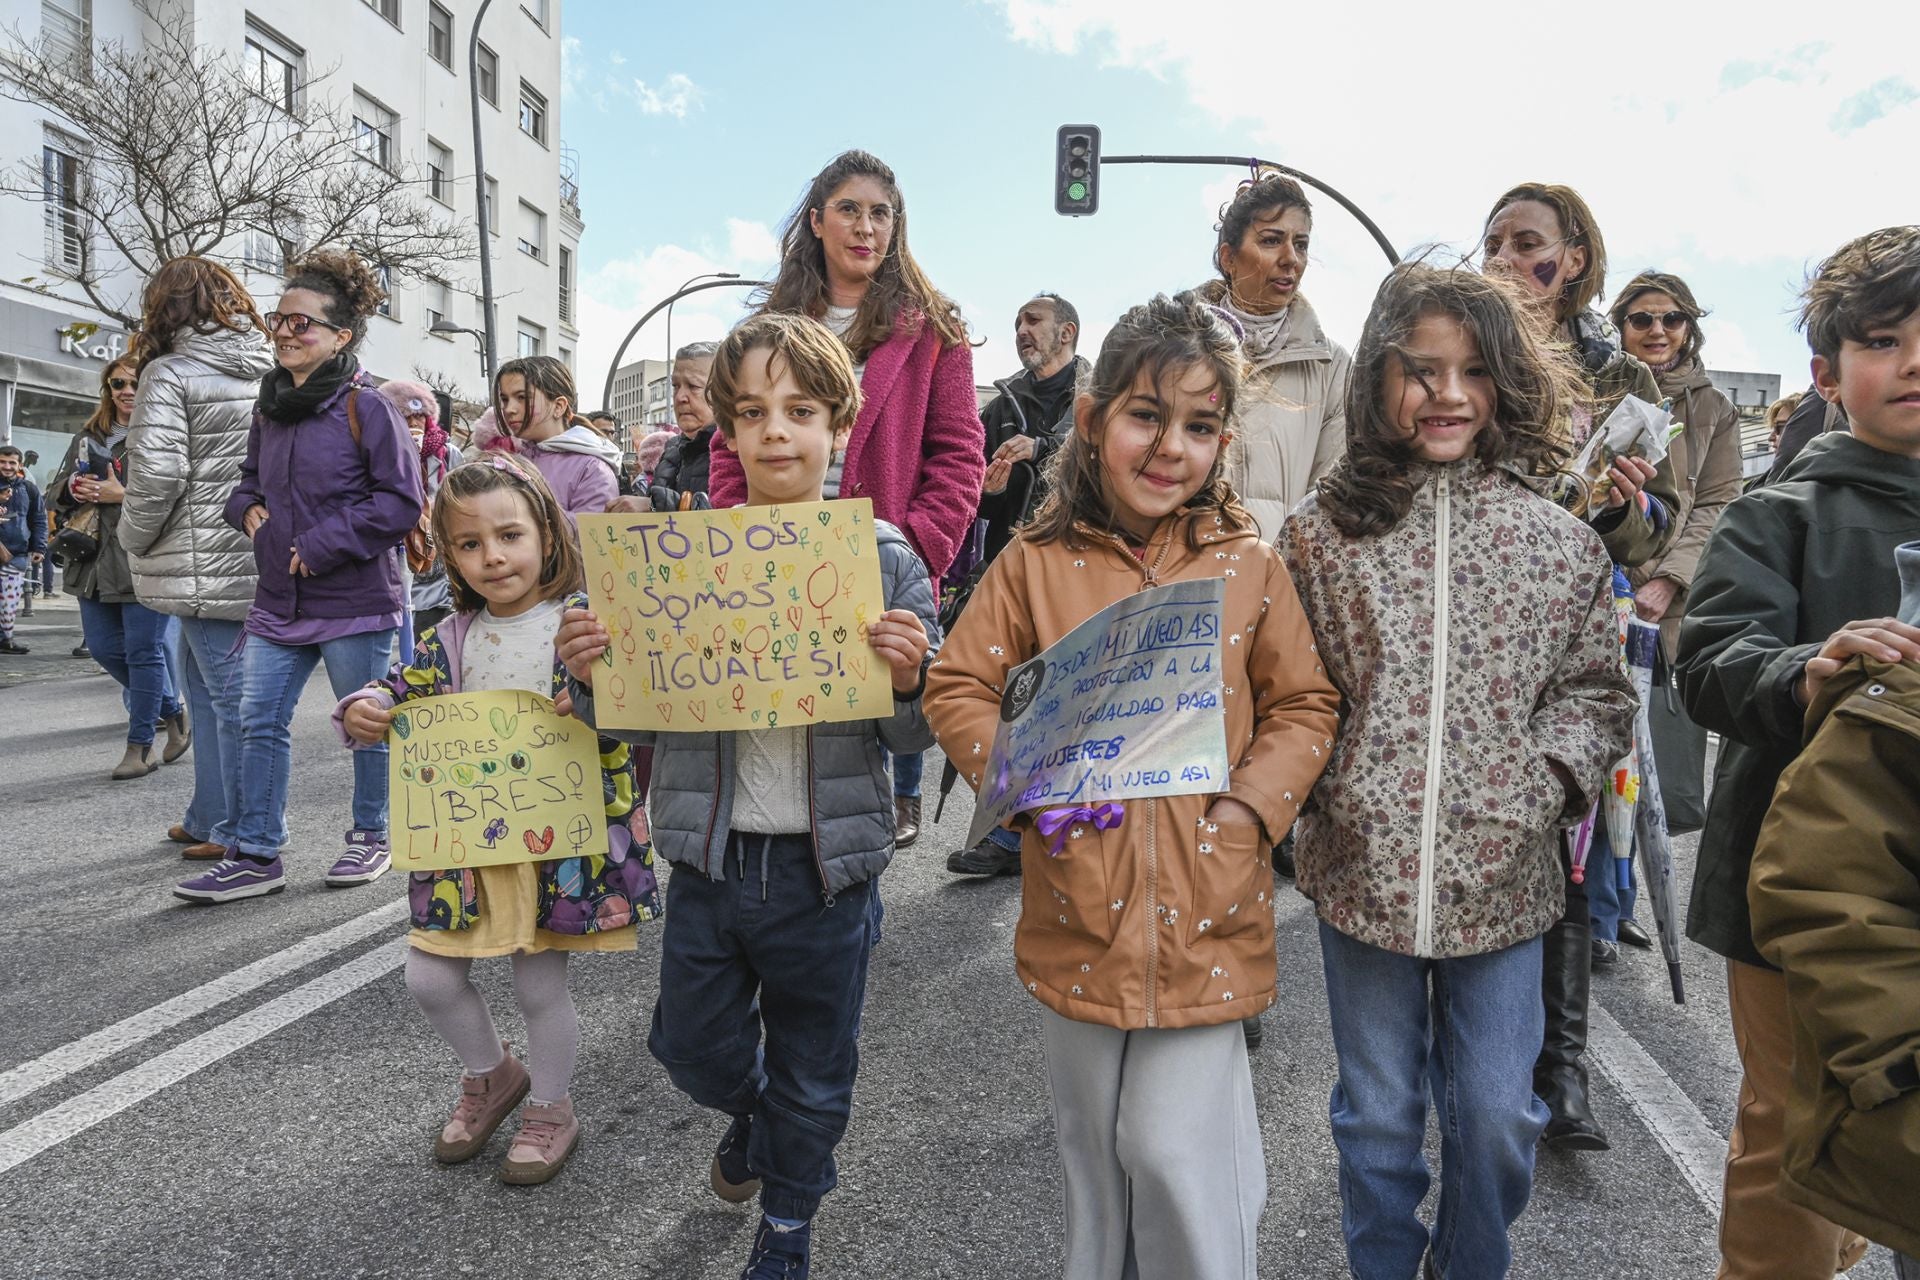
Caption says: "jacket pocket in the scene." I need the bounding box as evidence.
[1189,819,1273,944]
[1025,828,1117,949]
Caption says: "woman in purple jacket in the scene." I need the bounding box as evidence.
[176,248,422,905]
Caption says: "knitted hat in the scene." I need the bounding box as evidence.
[376,378,438,426]
[1898,541,1920,627]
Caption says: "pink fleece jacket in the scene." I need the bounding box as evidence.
[708,314,986,577]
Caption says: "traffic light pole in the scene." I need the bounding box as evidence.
[1102,155,1401,267]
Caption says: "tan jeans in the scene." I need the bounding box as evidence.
[1717,959,1871,1279]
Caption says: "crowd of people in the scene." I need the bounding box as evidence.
[7,146,1917,1280]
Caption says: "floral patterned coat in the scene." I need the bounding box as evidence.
[1279,460,1636,958]
[332,591,659,934]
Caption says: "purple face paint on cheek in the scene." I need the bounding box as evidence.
[1532,259,1560,289]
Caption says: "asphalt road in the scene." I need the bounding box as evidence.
[0,596,1900,1279]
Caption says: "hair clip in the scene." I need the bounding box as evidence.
[1202,303,1246,343]
[405,397,426,413]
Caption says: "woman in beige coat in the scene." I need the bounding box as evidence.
[1197,173,1353,543]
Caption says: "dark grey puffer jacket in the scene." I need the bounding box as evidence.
[574,519,941,897]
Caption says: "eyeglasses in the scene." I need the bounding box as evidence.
[263,311,341,336]
[825,199,895,227]
[1625,310,1690,332]
[108,378,135,391]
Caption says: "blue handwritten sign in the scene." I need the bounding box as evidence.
[966,578,1229,845]
[577,502,892,731]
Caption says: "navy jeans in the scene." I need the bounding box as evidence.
[648,832,875,1222]
[1585,822,1640,943]
[891,749,922,799]
[77,597,182,745]
[1320,921,1549,1280]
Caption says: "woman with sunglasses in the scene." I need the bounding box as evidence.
[708,149,984,850]
[1480,183,1682,1157]
[175,248,422,905]
[49,357,191,779]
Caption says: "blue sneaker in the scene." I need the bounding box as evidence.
[174,855,285,904]
[741,1217,810,1280]
[710,1114,760,1203]
[325,829,391,887]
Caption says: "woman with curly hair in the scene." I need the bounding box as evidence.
[1279,263,1636,1279]
[175,248,422,905]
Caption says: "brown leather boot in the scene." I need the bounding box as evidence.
[894,795,921,848]
[434,1044,530,1164]
[182,842,226,861]
[112,743,159,781]
[166,824,197,845]
[159,710,192,764]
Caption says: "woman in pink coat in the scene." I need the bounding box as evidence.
[708,149,985,847]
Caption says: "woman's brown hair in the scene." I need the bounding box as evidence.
[431,453,584,615]
[1608,270,1708,366]
[282,246,388,352]
[1484,183,1608,324]
[493,355,587,432]
[134,256,266,373]
[758,150,966,359]
[1318,262,1583,539]
[82,355,140,439]
[1025,291,1254,552]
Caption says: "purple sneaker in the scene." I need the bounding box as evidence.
[174,855,285,904]
[325,830,391,887]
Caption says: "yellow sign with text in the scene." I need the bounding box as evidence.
[388,689,606,870]
[577,501,892,732]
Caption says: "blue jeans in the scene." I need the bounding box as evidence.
[648,832,875,1222]
[176,618,245,846]
[891,749,922,799]
[77,597,182,745]
[1319,921,1549,1280]
[1585,823,1639,943]
[234,628,394,857]
[987,826,1021,852]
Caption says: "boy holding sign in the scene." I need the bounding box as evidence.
[558,313,937,1279]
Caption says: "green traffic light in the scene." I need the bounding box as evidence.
[1067,180,1088,201]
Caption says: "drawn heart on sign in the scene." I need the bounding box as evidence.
[786,606,804,632]
[523,826,556,856]
[391,713,412,740]
[646,628,660,643]
[820,682,833,695]
[703,646,714,659]
[685,634,701,652]
[849,655,870,681]
[451,763,480,788]
[848,536,861,556]
[730,512,746,529]
[797,695,816,717]
[490,706,519,739]
[656,702,674,723]
[732,617,747,635]
[480,759,501,775]
[770,690,783,707]
[730,639,742,654]
[781,564,795,581]
[818,511,832,525]
[626,570,639,587]
[687,701,706,723]
[715,563,729,584]
[832,626,848,644]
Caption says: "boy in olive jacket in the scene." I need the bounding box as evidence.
[1677,225,1920,1280]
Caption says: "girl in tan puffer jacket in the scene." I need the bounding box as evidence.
[927,293,1339,1280]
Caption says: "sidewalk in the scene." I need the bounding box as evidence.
[0,588,109,690]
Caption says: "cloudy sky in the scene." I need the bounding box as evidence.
[561,0,1920,406]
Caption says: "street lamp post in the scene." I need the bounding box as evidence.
[657,271,740,427]
[429,320,489,387]
[600,276,765,428]
[466,0,499,390]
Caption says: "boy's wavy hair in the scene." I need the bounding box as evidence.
[1800,225,1920,366]
[758,149,967,359]
[1026,291,1253,551]
[1318,262,1582,539]
[705,312,863,439]
[431,453,584,616]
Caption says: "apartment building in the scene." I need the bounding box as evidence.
[0,0,581,488]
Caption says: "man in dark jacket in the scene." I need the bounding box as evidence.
[945,294,1086,878]
[1765,381,1848,482]
[0,444,47,653]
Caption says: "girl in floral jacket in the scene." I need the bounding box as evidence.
[335,454,658,1186]
[1279,265,1635,1280]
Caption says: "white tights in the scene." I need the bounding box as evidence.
[405,948,579,1103]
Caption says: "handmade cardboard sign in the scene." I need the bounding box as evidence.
[577,501,892,732]
[966,578,1230,846]
[388,689,606,870]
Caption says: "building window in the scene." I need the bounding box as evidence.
[518,83,547,146]
[241,229,284,275]
[372,263,395,319]
[352,89,396,173]
[361,0,400,26]
[559,345,572,372]
[427,2,454,68]
[424,278,451,332]
[42,131,85,274]
[557,246,573,325]
[517,319,545,358]
[40,0,90,70]
[476,43,499,107]
[426,138,451,204]
[516,200,545,261]
[523,0,550,28]
[243,18,302,113]
[484,175,499,234]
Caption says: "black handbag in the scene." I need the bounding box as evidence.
[49,519,100,567]
[1648,647,1709,835]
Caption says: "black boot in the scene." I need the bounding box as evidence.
[1535,914,1609,1151]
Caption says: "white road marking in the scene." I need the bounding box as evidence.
[0,938,407,1176]
[0,899,406,1110]
[1588,1001,1727,1213]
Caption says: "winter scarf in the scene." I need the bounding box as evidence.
[255,353,359,424]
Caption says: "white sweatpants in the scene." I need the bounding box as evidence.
[1041,1007,1266,1280]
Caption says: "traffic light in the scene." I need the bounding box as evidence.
[1054,125,1100,216]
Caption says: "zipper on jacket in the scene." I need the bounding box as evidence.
[804,725,833,904]
[704,748,723,879]
[1414,470,1452,958]
[1143,798,1160,1027]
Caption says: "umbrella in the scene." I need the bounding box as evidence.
[1626,615,1686,1004]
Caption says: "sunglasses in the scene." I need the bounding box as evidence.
[1625,310,1690,332]
[108,378,135,391]
[263,311,343,336]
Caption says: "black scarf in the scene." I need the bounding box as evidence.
[256,353,360,424]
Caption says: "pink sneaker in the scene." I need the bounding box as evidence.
[499,1097,580,1185]
[433,1044,529,1164]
